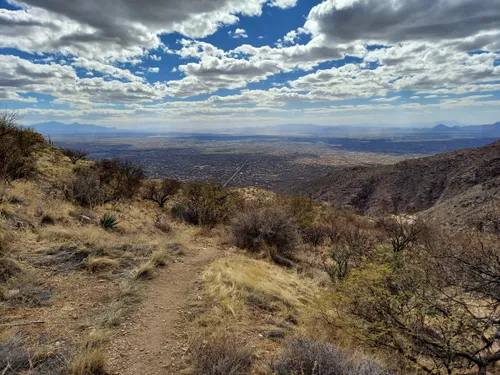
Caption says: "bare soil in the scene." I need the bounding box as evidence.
[107,245,220,375]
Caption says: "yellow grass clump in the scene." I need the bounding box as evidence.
[69,331,108,375]
[203,256,319,318]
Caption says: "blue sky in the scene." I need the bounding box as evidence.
[0,0,500,129]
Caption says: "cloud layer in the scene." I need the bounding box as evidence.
[0,0,500,127]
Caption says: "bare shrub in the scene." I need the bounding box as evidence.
[377,217,427,253]
[70,167,103,207]
[231,207,300,259]
[0,112,45,181]
[172,183,232,228]
[70,159,144,206]
[271,338,387,375]
[0,111,18,138]
[96,158,144,200]
[61,148,88,164]
[190,333,254,375]
[142,179,181,208]
[300,225,327,247]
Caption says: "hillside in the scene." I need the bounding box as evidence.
[298,140,500,222]
[2,120,500,375]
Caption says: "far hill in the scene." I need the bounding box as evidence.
[298,140,500,224]
[428,122,500,137]
[27,121,119,135]
[226,121,500,138]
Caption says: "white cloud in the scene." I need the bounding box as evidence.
[0,0,287,61]
[269,0,297,9]
[229,28,248,39]
[2,0,500,127]
[73,57,143,81]
[371,96,401,102]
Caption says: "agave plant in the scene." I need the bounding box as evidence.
[99,213,119,230]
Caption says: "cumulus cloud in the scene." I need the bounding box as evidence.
[0,55,166,107]
[0,0,293,61]
[229,28,248,38]
[166,56,282,97]
[304,0,500,44]
[73,57,143,81]
[269,0,297,9]
[1,0,500,126]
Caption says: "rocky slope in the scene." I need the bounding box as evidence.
[298,140,500,220]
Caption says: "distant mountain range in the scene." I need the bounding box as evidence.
[26,121,119,135]
[226,122,500,138]
[25,120,500,139]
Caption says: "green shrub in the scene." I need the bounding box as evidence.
[99,214,118,230]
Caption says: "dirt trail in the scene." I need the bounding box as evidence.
[107,245,220,375]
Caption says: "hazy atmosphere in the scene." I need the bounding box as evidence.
[1,0,500,129]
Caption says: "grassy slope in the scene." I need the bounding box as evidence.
[1,146,332,374]
[0,147,198,374]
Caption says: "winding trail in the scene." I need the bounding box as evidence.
[107,245,220,375]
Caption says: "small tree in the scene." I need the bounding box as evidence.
[142,179,181,208]
[231,206,300,260]
[172,183,232,229]
[327,231,500,375]
[61,148,88,164]
[378,216,426,253]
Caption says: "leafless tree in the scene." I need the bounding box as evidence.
[142,179,181,208]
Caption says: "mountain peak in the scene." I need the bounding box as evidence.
[433,124,451,130]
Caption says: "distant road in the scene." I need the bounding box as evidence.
[222,158,251,188]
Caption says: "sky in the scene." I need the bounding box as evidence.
[0,0,500,130]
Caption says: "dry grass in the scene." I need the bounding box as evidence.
[134,260,157,280]
[203,256,318,318]
[271,338,388,375]
[87,256,120,274]
[0,150,194,374]
[69,331,107,375]
[149,249,169,267]
[94,281,143,328]
[190,331,254,375]
[181,256,324,374]
[0,329,68,374]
